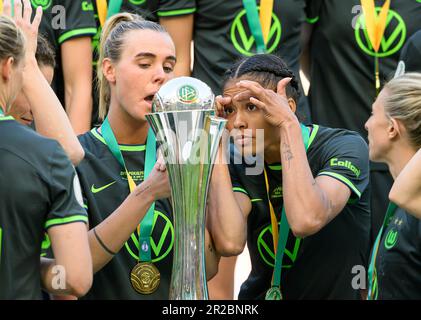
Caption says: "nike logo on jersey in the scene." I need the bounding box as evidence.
[91,181,117,194]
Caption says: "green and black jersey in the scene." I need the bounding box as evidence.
[307,0,421,150]
[76,128,174,299]
[191,0,312,119]
[229,125,371,299]
[90,0,195,125]
[400,29,421,73]
[0,118,88,300]
[374,207,421,300]
[32,0,97,106]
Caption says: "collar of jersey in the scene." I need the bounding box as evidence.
[266,124,319,171]
[90,127,146,152]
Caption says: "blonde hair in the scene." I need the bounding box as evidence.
[384,73,421,149]
[97,13,167,120]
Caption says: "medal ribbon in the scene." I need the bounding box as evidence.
[96,0,123,27]
[265,124,310,300]
[367,202,398,300]
[360,0,391,95]
[259,0,274,44]
[242,0,274,53]
[101,118,156,263]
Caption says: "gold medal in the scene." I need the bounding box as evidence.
[130,262,160,295]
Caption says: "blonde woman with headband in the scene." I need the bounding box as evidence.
[365,73,421,300]
[34,0,97,135]
[0,0,92,299]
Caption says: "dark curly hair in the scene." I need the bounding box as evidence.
[222,54,301,103]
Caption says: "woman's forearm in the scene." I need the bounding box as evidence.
[89,186,155,273]
[207,160,248,257]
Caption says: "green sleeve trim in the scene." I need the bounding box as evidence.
[45,215,89,229]
[0,116,15,121]
[83,204,88,209]
[268,164,282,171]
[317,171,362,199]
[306,16,319,24]
[251,198,263,203]
[58,27,98,44]
[157,8,196,17]
[233,187,249,196]
[308,124,319,148]
[90,128,146,152]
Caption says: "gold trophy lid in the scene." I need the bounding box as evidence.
[152,77,215,112]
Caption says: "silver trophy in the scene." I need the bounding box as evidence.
[145,77,227,300]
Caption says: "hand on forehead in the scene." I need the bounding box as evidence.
[223,80,255,103]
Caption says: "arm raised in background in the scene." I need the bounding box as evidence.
[62,37,94,135]
[5,0,85,165]
[299,22,313,80]
[160,14,193,77]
